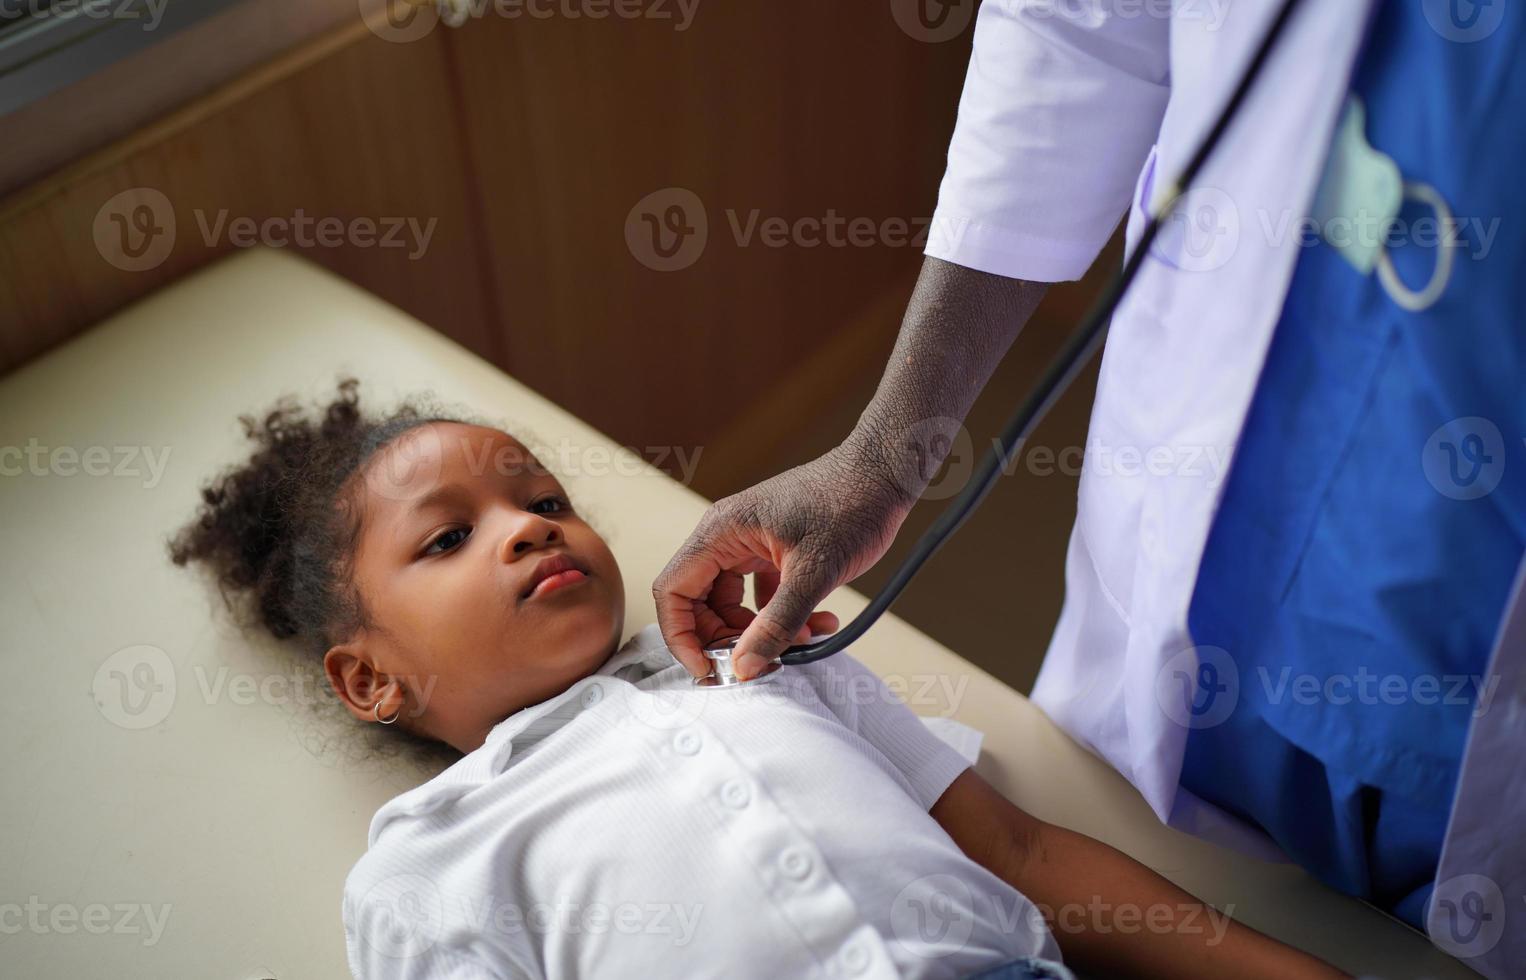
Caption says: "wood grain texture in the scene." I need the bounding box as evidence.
[0,4,972,485]
[438,2,970,464]
[0,25,496,372]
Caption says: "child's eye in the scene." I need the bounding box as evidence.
[424,526,471,556]
[531,495,571,515]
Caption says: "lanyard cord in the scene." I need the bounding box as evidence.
[779,0,1308,668]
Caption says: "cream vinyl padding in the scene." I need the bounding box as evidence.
[0,248,1474,979]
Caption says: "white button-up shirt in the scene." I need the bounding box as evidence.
[342,624,1059,979]
[924,3,1524,976]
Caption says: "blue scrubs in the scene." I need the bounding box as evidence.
[1180,0,1526,929]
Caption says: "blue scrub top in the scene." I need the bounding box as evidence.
[1180,0,1526,929]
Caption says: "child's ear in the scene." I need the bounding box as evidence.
[323,641,400,723]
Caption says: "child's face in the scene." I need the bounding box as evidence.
[324,422,625,753]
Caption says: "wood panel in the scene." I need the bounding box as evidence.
[0,23,497,371]
[441,2,972,463]
[0,5,975,485]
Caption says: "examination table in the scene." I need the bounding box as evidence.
[0,248,1480,979]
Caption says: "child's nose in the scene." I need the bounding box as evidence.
[497,512,561,563]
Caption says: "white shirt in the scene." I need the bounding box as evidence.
[924,3,1524,977]
[342,624,1059,979]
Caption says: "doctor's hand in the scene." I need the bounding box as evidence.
[653,441,917,681]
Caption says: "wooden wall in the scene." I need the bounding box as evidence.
[0,3,1124,691]
[0,4,974,494]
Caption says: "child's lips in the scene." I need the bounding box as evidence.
[526,569,588,599]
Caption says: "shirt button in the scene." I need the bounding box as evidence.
[840,940,871,975]
[581,683,603,707]
[778,847,812,880]
[719,778,751,809]
[672,729,702,756]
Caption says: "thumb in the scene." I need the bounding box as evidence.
[733,564,832,679]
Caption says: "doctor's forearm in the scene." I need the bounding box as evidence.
[841,256,1047,504]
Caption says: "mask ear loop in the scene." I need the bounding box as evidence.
[1376,181,1457,313]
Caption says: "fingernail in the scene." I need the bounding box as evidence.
[733,651,766,680]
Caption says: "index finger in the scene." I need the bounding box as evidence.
[652,544,724,678]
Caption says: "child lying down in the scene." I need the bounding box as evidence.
[169,378,1347,980]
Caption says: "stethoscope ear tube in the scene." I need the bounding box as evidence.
[777,0,1308,669]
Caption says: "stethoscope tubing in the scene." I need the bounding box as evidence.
[777,0,1308,668]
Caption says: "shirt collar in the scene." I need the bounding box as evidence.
[367,623,680,847]
[480,621,679,750]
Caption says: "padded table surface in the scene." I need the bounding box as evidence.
[0,248,1474,978]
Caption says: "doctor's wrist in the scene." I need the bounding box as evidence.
[836,422,938,511]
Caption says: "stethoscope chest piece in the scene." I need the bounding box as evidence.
[694,636,781,687]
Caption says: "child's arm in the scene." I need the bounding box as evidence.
[930,768,1350,980]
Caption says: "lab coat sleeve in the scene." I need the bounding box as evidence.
[801,652,974,811]
[926,0,1171,282]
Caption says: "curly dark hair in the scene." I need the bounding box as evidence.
[166,376,500,766]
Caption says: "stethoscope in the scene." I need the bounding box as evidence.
[699,0,1309,687]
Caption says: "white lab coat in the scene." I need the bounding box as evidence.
[923,2,1523,976]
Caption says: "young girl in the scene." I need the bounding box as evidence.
[170,377,1348,980]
